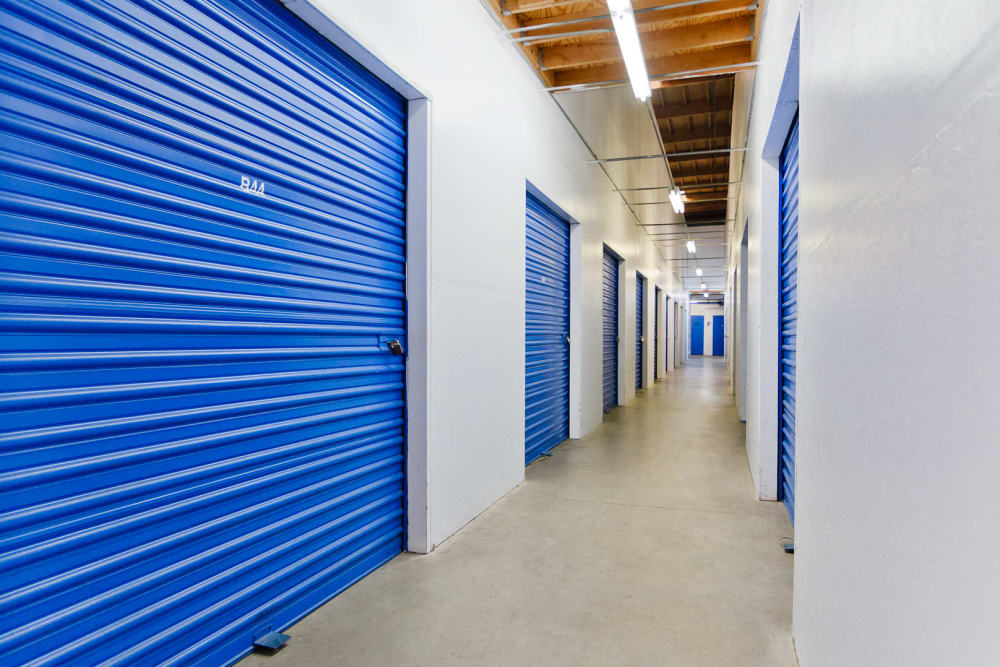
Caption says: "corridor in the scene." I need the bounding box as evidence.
[242,358,796,666]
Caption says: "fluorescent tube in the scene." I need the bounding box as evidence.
[607,0,651,101]
[668,187,685,214]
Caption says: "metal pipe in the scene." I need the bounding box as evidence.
[627,196,737,205]
[588,147,747,164]
[616,181,741,192]
[545,61,759,93]
[505,0,755,34]
[512,27,611,44]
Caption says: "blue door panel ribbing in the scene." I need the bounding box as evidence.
[0,0,406,663]
[778,115,800,523]
[602,247,618,412]
[524,193,570,465]
[713,315,724,356]
[690,315,704,356]
[654,287,660,380]
[635,273,644,390]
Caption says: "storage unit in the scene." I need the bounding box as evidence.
[654,287,661,380]
[713,315,725,356]
[778,115,800,523]
[691,315,705,355]
[524,193,570,465]
[602,247,619,412]
[0,0,407,663]
[635,272,645,390]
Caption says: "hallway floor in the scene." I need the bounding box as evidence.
[242,357,796,666]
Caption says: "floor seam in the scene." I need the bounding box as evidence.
[519,491,783,518]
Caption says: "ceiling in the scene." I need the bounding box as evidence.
[482,0,765,299]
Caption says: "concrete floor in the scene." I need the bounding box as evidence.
[242,357,796,667]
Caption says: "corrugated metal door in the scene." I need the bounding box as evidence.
[634,273,644,390]
[691,315,704,355]
[524,193,570,465]
[778,115,800,523]
[654,287,660,380]
[713,315,724,356]
[601,247,618,413]
[0,0,407,663]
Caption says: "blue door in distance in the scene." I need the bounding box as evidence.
[654,287,661,379]
[602,247,619,412]
[778,115,800,523]
[690,315,705,355]
[0,0,407,663]
[713,315,725,356]
[635,273,644,390]
[524,193,570,465]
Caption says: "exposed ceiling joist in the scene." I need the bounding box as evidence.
[552,42,751,88]
[517,0,754,37]
[539,17,752,70]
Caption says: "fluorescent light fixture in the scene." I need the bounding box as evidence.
[704,292,710,298]
[686,240,696,253]
[701,283,706,289]
[696,267,703,276]
[607,0,651,101]
[668,187,685,214]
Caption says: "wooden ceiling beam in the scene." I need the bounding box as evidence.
[655,98,732,120]
[660,127,732,144]
[501,0,584,14]
[483,0,555,87]
[519,0,753,37]
[552,42,751,88]
[671,166,731,178]
[539,17,753,70]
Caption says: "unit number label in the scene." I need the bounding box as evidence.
[240,175,266,196]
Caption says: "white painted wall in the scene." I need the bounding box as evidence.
[294,0,687,550]
[735,0,1000,663]
[690,303,725,356]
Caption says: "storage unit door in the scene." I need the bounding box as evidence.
[634,274,644,390]
[690,316,704,355]
[654,288,660,379]
[0,0,407,663]
[778,115,800,523]
[713,315,725,356]
[602,248,619,412]
[524,193,570,465]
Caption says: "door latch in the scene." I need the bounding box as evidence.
[378,335,405,357]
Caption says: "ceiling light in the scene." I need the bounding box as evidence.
[696,267,703,276]
[686,240,696,253]
[701,283,706,289]
[668,187,685,214]
[704,292,710,298]
[607,0,651,102]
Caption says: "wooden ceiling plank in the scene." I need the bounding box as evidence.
[552,42,751,88]
[539,17,753,70]
[484,0,556,87]
[502,0,589,14]
[519,0,753,36]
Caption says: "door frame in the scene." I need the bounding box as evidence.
[280,1,434,552]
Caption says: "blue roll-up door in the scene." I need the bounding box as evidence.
[778,115,800,523]
[602,247,619,413]
[654,287,660,380]
[713,315,725,356]
[691,315,705,355]
[635,273,644,390]
[0,0,407,663]
[524,193,570,465]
